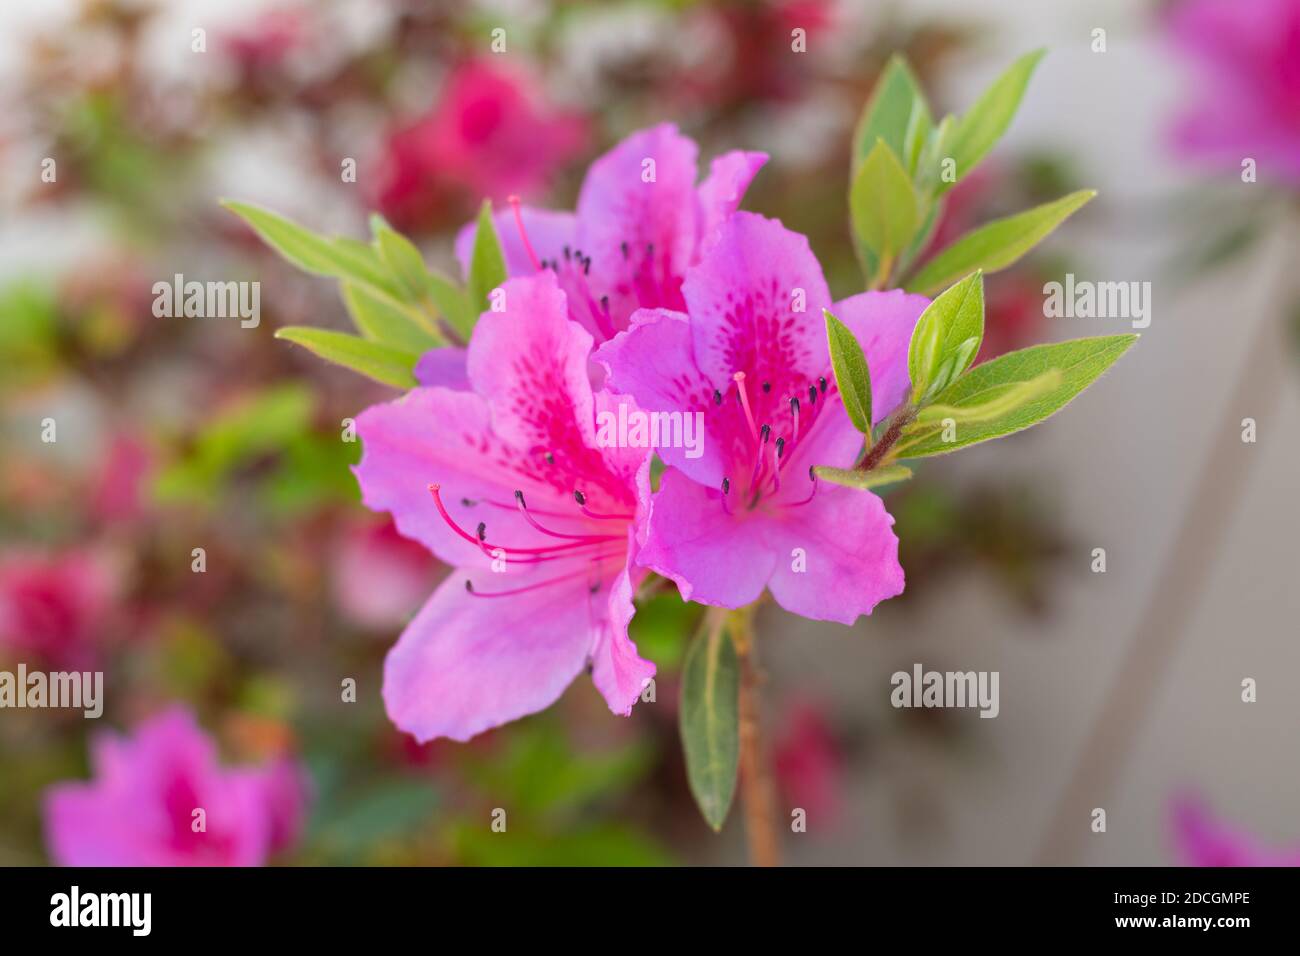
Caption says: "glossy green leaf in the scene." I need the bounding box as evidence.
[221,200,402,299]
[824,309,873,435]
[908,271,984,402]
[274,326,418,389]
[853,55,932,171]
[940,49,1044,194]
[896,334,1137,457]
[427,268,477,339]
[906,190,1096,296]
[813,463,913,491]
[467,199,507,317]
[371,219,433,304]
[680,618,739,831]
[341,281,442,354]
[850,140,919,285]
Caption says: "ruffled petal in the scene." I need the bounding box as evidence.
[382,566,598,742]
[761,482,904,625]
[696,150,767,248]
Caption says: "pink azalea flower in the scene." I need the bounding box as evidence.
[43,707,309,866]
[375,59,588,231]
[597,212,928,624]
[331,516,439,631]
[455,123,768,342]
[353,272,656,743]
[0,549,118,669]
[1165,0,1300,183]
[1171,793,1300,866]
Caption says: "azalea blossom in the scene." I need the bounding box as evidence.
[43,707,308,867]
[1165,0,1300,183]
[0,549,118,670]
[375,59,588,230]
[1171,793,1300,866]
[455,122,767,342]
[597,212,928,624]
[354,272,655,743]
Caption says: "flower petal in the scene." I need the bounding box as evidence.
[575,123,701,324]
[414,347,470,390]
[596,308,728,488]
[589,537,656,716]
[454,206,576,279]
[762,482,904,625]
[831,290,929,424]
[637,467,776,608]
[696,150,767,247]
[382,567,598,742]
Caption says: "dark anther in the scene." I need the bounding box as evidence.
[574,490,587,505]
[600,295,609,311]
[819,376,828,393]
[808,465,816,481]
[721,477,731,494]
[620,241,629,260]
[461,497,475,507]
[713,389,723,405]
[808,385,818,405]
[514,489,526,507]
[476,522,487,541]
[775,437,785,458]
[465,580,475,593]
[564,245,572,260]
[790,396,800,413]
[544,452,554,464]
[761,381,771,393]
[760,424,771,443]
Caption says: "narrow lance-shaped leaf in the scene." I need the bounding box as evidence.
[341,281,443,355]
[220,200,402,299]
[371,218,433,303]
[679,616,740,831]
[467,199,508,317]
[824,309,873,437]
[850,140,919,287]
[905,190,1096,296]
[274,326,418,389]
[853,54,932,171]
[913,369,1061,426]
[939,49,1045,195]
[896,334,1137,458]
[813,463,913,491]
[908,271,984,402]
[426,269,477,340]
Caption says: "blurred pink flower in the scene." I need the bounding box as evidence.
[91,433,153,525]
[332,517,439,631]
[0,549,117,669]
[773,699,843,826]
[44,707,309,867]
[375,59,588,230]
[219,8,306,76]
[1166,0,1300,183]
[1171,793,1300,866]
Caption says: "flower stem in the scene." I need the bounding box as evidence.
[728,605,780,867]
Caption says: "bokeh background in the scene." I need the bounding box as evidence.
[2,0,1297,865]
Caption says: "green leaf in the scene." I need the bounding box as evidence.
[679,617,739,831]
[824,309,873,435]
[813,463,913,491]
[906,190,1096,296]
[853,55,932,171]
[467,200,507,317]
[896,335,1137,457]
[427,269,477,339]
[908,271,985,402]
[221,200,402,299]
[274,326,418,389]
[371,220,432,303]
[341,281,443,354]
[850,140,919,286]
[940,49,1045,194]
